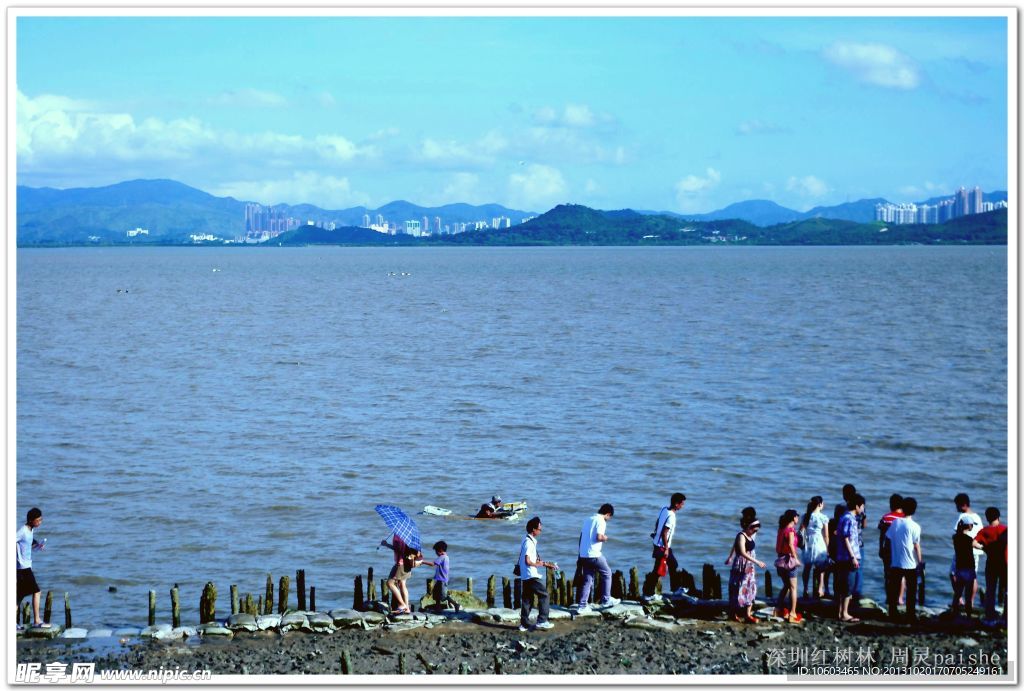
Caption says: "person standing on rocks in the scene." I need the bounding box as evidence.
[725,510,765,623]
[949,493,983,609]
[647,492,686,595]
[878,493,905,611]
[774,509,803,624]
[836,494,865,623]
[15,507,50,629]
[517,516,557,631]
[421,541,460,612]
[973,507,1007,623]
[886,496,922,623]
[575,504,620,612]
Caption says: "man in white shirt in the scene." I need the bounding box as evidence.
[949,493,983,607]
[575,504,619,611]
[886,497,923,623]
[518,516,557,631]
[645,492,685,595]
[16,507,50,629]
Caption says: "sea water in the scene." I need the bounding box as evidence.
[16,245,1007,626]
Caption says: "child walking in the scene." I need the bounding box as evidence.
[421,541,461,612]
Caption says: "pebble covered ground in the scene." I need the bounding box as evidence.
[16,600,1009,678]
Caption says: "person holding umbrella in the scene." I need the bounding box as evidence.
[374,505,424,614]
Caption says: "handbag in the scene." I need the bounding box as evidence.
[513,540,526,577]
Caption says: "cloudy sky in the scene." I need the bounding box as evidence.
[16,13,1009,213]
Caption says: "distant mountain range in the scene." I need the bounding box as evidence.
[14,178,1009,245]
[15,179,536,245]
[643,192,1008,226]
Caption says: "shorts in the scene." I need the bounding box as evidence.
[432,580,450,602]
[388,563,411,583]
[954,567,977,582]
[17,568,40,600]
[776,565,799,580]
[835,562,859,598]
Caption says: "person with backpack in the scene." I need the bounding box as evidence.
[646,492,685,595]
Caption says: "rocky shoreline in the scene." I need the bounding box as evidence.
[16,597,1009,678]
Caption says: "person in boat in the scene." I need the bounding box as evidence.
[476,496,504,519]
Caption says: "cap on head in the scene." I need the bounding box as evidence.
[491,496,502,504]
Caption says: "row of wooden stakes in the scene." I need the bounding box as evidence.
[22,562,810,629]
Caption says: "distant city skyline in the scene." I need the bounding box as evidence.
[15,12,1011,214]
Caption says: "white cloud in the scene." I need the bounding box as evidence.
[563,104,595,127]
[674,168,721,213]
[823,42,920,89]
[208,88,288,108]
[439,172,482,204]
[786,175,830,198]
[508,164,567,209]
[533,103,612,129]
[413,130,508,169]
[17,89,375,181]
[212,171,369,208]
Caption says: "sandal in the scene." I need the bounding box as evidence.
[745,615,759,624]
[785,614,804,624]
[839,616,860,624]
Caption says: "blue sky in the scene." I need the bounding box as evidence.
[16,14,1010,213]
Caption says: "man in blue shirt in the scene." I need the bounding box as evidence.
[836,494,865,623]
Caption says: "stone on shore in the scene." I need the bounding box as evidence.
[472,608,520,624]
[87,629,113,638]
[280,613,308,632]
[114,628,141,637]
[256,615,281,630]
[140,624,174,639]
[328,609,365,628]
[623,616,678,632]
[303,612,336,633]
[600,603,647,620]
[60,628,89,639]
[172,627,197,639]
[385,619,429,633]
[197,623,234,638]
[227,614,259,632]
[24,625,63,639]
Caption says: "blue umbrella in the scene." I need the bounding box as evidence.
[374,504,421,551]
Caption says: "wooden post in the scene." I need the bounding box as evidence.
[200,582,217,624]
[380,579,389,608]
[629,567,640,599]
[171,586,180,628]
[43,591,52,625]
[655,578,662,595]
[246,594,256,616]
[230,585,239,615]
[715,570,723,600]
[459,662,469,674]
[487,576,496,608]
[297,570,306,611]
[764,572,774,599]
[513,578,522,609]
[309,586,316,612]
[426,578,434,604]
[398,652,407,674]
[354,576,364,610]
[341,650,352,674]
[265,575,274,614]
[466,577,473,594]
[918,563,926,606]
[278,576,290,614]
[613,571,626,600]
[702,564,714,600]
[557,572,566,606]
[64,592,72,628]
[502,577,512,608]
[257,595,263,616]
[148,590,157,626]
[367,568,376,602]
[494,655,503,674]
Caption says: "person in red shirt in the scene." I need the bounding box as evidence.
[973,507,1007,622]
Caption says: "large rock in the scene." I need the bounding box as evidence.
[227,614,258,632]
[255,615,281,630]
[600,603,647,620]
[113,628,141,637]
[24,625,63,639]
[362,611,387,625]
[472,608,520,624]
[417,589,487,612]
[279,613,307,632]
[546,607,573,621]
[385,619,428,633]
[197,623,233,638]
[328,609,365,627]
[141,624,177,640]
[172,627,197,639]
[303,612,335,633]
[87,629,113,638]
[60,628,89,639]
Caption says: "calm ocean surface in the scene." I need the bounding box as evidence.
[16,246,1007,627]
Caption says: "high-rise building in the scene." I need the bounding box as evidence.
[434,216,442,233]
[969,186,984,214]
[362,213,371,228]
[376,214,385,227]
[954,187,970,218]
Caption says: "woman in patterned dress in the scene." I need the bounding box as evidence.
[725,509,765,623]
